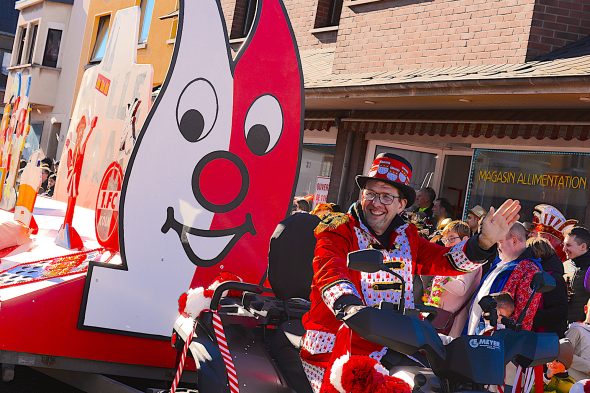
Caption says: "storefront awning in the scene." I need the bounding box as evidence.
[341,120,590,140]
[304,119,334,131]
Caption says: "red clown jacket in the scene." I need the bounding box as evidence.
[300,205,493,393]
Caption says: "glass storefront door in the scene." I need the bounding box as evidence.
[439,155,472,218]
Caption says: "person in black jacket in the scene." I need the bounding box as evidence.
[564,227,590,324]
[527,237,568,337]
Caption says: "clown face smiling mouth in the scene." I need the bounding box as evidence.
[161,206,256,267]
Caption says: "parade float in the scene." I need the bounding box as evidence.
[0,0,303,390]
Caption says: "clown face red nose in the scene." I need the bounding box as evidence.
[192,151,249,213]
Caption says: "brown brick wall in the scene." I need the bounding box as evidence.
[527,0,590,59]
[282,0,339,49]
[222,0,338,55]
[220,0,237,40]
[220,0,588,75]
[332,0,537,73]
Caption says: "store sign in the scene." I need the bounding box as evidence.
[476,170,587,190]
[465,149,590,224]
[313,176,330,208]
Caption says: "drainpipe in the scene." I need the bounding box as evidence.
[337,119,354,207]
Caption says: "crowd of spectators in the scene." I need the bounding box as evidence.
[407,188,590,388]
[291,185,590,389]
[16,157,58,197]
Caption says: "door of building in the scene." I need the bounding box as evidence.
[364,141,472,217]
[439,154,472,218]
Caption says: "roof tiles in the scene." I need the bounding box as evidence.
[300,37,590,89]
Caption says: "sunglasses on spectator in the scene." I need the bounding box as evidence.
[441,236,461,245]
[362,190,402,205]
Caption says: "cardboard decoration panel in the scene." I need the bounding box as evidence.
[82,0,303,337]
[56,114,98,250]
[53,6,153,209]
[0,74,32,211]
[0,74,22,175]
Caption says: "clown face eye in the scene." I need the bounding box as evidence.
[244,94,283,156]
[176,78,218,142]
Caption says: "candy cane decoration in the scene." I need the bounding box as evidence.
[211,311,240,393]
[170,319,197,393]
[170,310,240,393]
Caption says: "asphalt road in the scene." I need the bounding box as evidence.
[0,366,84,393]
[0,366,195,392]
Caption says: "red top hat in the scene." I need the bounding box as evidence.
[355,153,416,206]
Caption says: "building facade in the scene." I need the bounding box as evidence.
[0,0,19,106]
[3,0,178,161]
[268,0,590,225]
[5,0,89,161]
[77,0,590,224]
[73,0,177,96]
[63,0,177,157]
[6,0,590,224]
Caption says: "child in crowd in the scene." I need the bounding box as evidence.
[542,359,576,393]
[481,292,515,335]
[426,220,483,337]
[43,174,56,197]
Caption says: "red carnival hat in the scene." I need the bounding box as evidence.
[356,153,416,206]
[532,204,578,242]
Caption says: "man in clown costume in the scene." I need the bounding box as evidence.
[300,153,522,393]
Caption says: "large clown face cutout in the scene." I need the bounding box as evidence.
[81,0,302,336]
[126,0,302,284]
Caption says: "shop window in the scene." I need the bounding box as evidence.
[466,149,590,225]
[230,0,257,39]
[22,122,43,161]
[47,122,61,160]
[170,0,179,40]
[0,51,10,89]
[439,155,472,218]
[295,144,336,199]
[139,0,155,44]
[170,16,178,40]
[15,26,27,65]
[90,15,110,63]
[314,0,343,28]
[42,29,62,68]
[26,23,38,64]
[1,51,10,74]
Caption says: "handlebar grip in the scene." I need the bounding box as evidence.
[209,281,263,310]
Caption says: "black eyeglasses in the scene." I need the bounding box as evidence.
[362,190,402,205]
[441,236,461,245]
